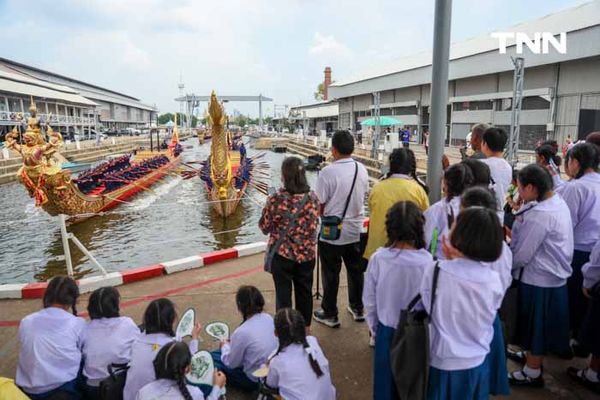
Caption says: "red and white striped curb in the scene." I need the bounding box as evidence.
[0,241,267,300]
[0,218,372,300]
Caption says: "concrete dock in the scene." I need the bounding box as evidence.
[0,254,595,399]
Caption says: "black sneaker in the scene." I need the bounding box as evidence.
[567,367,600,394]
[313,309,340,328]
[508,369,544,388]
[506,348,526,365]
[347,306,365,322]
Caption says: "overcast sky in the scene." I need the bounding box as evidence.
[0,0,589,116]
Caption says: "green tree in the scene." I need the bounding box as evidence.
[314,83,324,101]
[158,113,174,125]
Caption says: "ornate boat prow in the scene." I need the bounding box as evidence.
[2,98,182,220]
[182,91,267,217]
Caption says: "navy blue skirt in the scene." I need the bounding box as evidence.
[568,250,590,336]
[578,294,600,357]
[427,358,489,400]
[373,322,398,400]
[517,283,570,356]
[486,314,510,396]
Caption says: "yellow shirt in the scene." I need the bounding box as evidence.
[363,176,429,259]
[0,378,29,400]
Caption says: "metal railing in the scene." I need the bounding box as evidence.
[0,111,95,125]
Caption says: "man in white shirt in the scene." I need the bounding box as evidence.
[481,127,513,222]
[314,130,369,328]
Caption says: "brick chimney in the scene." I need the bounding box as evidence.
[323,66,332,101]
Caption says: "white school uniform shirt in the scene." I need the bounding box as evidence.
[16,307,86,394]
[481,156,513,221]
[511,194,574,287]
[221,312,278,381]
[82,317,140,385]
[557,172,600,252]
[136,379,220,400]
[420,259,503,371]
[486,242,513,294]
[123,333,198,400]
[266,336,336,400]
[582,240,600,289]
[424,196,461,259]
[316,158,369,245]
[363,247,433,334]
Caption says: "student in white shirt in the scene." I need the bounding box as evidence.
[210,286,277,392]
[507,164,573,388]
[136,341,225,400]
[314,130,369,328]
[267,308,336,400]
[481,127,513,222]
[363,201,433,399]
[82,287,140,399]
[124,298,202,400]
[424,163,474,259]
[423,207,504,399]
[16,276,86,399]
[459,187,512,396]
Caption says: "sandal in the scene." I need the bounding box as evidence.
[506,348,526,365]
[567,367,600,394]
[508,368,544,388]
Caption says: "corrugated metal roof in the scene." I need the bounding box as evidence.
[0,70,97,106]
[331,0,600,87]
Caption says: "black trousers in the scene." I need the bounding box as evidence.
[319,240,364,317]
[271,253,315,326]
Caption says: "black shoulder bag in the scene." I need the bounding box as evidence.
[391,262,440,400]
[320,162,358,241]
[99,363,129,400]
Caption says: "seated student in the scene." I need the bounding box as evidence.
[507,164,573,387]
[363,201,433,399]
[421,207,504,399]
[211,286,277,392]
[424,163,474,259]
[123,298,201,400]
[82,287,140,399]
[136,341,225,400]
[459,187,512,396]
[16,276,86,399]
[266,309,336,400]
[568,239,600,393]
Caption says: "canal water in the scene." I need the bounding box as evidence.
[0,138,318,284]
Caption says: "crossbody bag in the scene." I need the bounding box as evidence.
[320,162,358,241]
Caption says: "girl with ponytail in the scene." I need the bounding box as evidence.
[363,148,430,262]
[210,286,277,392]
[124,299,202,400]
[16,276,86,399]
[266,308,336,400]
[136,341,225,399]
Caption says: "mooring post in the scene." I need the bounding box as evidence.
[59,214,74,277]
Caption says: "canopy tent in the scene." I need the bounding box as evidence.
[360,116,402,126]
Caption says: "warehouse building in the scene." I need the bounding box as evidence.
[0,57,158,140]
[327,0,600,150]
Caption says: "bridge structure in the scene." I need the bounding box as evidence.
[174,94,273,131]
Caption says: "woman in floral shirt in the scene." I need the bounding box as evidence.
[259,156,320,328]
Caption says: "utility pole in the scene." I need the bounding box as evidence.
[371,92,381,159]
[506,57,525,167]
[426,0,453,203]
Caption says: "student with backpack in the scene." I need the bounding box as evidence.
[82,287,140,399]
[16,276,85,399]
[363,201,433,399]
[421,207,504,399]
[266,308,336,400]
[136,341,225,400]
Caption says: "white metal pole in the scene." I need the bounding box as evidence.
[69,235,107,275]
[59,214,74,277]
